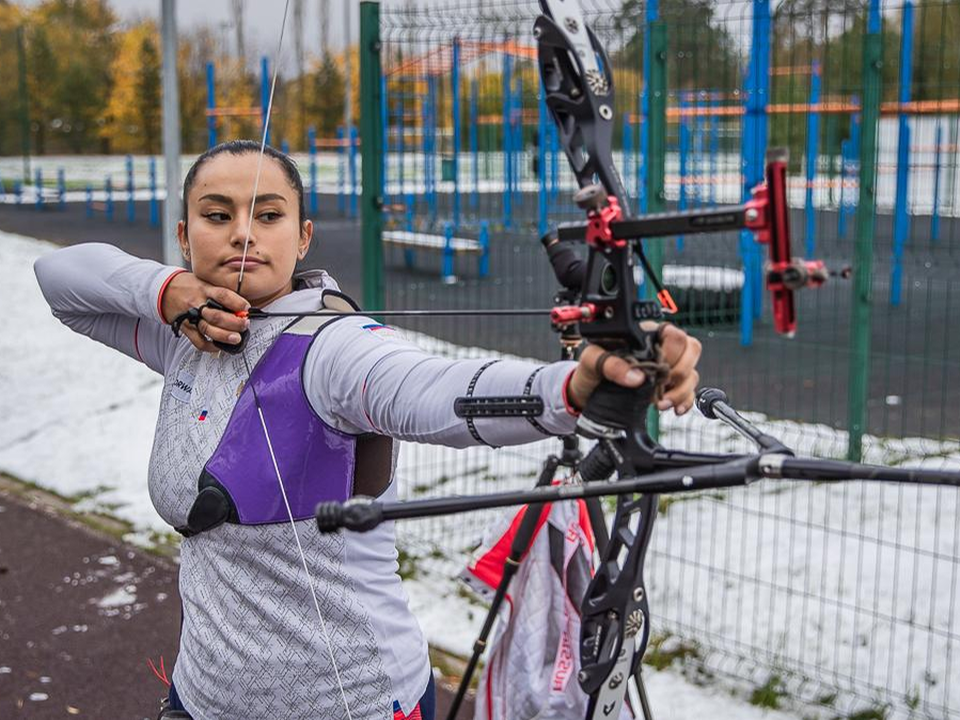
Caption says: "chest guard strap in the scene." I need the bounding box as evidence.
[178,292,392,537]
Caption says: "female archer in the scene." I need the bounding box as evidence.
[34,140,702,720]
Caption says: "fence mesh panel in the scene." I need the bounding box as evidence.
[375,1,960,717]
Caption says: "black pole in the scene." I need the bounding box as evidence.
[16,26,31,183]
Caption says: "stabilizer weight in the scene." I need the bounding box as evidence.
[316,497,383,533]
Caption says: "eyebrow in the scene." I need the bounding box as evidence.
[198,193,288,205]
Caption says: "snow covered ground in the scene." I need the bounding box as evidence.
[2,230,958,718]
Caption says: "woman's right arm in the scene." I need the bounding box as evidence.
[34,243,185,373]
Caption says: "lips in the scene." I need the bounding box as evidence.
[224,257,265,269]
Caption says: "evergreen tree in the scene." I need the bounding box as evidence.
[309,52,345,138]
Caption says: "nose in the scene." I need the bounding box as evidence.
[231,211,255,249]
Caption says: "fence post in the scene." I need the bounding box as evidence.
[57,167,65,211]
[502,52,513,228]
[149,157,159,226]
[804,61,821,258]
[350,124,359,220]
[470,79,478,211]
[442,221,455,284]
[677,94,689,251]
[847,0,882,463]
[452,36,461,230]
[739,0,771,346]
[126,155,135,223]
[35,167,43,211]
[538,80,549,238]
[106,176,114,222]
[260,56,271,146]
[308,126,318,217]
[890,0,914,306]
[360,1,384,313]
[932,121,942,241]
[206,62,217,148]
[644,2,667,441]
[337,126,346,216]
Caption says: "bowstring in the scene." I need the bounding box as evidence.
[233,2,354,717]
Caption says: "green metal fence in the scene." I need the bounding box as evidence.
[362,1,960,716]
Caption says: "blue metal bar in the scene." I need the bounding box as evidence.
[105,176,114,222]
[426,76,437,226]
[891,0,914,306]
[57,167,65,211]
[469,79,478,211]
[442,221,455,283]
[349,125,359,219]
[838,138,849,238]
[308,126,318,217]
[502,52,513,228]
[678,94,690,251]
[479,221,490,278]
[260,56,271,145]
[623,112,634,202]
[739,0,771,346]
[35,167,43,210]
[381,72,389,204]
[549,110,559,204]
[805,62,822,258]
[710,94,719,206]
[640,0,659,213]
[206,62,217,148]
[452,37,461,229]
[538,80,549,238]
[149,157,159,226]
[337,126,346,216]
[637,91,645,212]
[932,121,942,241]
[126,155,135,223]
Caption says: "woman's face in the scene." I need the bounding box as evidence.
[177,152,312,308]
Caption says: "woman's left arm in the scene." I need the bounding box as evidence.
[304,317,579,448]
[305,317,702,448]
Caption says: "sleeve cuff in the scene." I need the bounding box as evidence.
[155,268,188,324]
[562,368,581,417]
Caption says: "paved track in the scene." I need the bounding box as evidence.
[0,485,473,719]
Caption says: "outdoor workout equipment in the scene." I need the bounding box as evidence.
[205,57,273,148]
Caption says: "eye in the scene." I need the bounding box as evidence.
[259,210,283,222]
[203,211,230,222]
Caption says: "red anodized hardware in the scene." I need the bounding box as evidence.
[584,196,626,249]
[551,303,597,325]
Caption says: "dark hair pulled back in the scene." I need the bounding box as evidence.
[181,140,306,230]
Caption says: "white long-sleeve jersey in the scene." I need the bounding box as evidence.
[34,243,578,720]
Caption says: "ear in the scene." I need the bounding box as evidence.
[298,220,314,259]
[177,220,191,262]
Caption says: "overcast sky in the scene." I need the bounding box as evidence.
[17,0,359,66]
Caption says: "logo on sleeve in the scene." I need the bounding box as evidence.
[171,369,195,403]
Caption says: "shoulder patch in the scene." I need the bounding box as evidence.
[171,368,195,403]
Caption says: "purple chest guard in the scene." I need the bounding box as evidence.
[178,320,356,537]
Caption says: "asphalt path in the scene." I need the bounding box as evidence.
[0,484,473,719]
